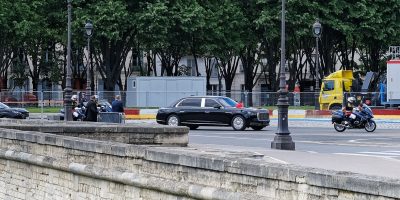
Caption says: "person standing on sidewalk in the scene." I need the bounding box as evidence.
[84,95,99,122]
[111,95,124,113]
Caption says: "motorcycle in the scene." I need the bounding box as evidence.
[72,106,86,121]
[98,100,112,112]
[60,100,112,121]
[331,103,376,132]
[60,103,87,121]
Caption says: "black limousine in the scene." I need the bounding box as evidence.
[156,96,270,131]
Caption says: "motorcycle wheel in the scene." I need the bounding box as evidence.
[364,120,376,132]
[334,123,346,132]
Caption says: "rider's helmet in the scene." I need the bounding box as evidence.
[71,95,78,101]
[347,97,356,106]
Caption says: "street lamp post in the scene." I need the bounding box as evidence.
[85,21,93,102]
[313,19,322,110]
[271,0,295,150]
[64,0,73,121]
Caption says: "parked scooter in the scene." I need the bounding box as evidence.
[331,103,376,132]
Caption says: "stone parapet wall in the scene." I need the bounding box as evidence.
[0,119,188,146]
[0,127,398,199]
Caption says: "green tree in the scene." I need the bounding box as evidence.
[136,0,206,76]
[10,57,29,90]
[255,0,281,91]
[205,0,246,96]
[7,0,65,92]
[75,0,137,94]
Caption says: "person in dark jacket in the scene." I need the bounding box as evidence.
[111,95,124,113]
[84,95,99,122]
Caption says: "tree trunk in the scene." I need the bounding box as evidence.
[224,79,233,98]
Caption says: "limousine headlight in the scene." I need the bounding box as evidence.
[257,112,269,121]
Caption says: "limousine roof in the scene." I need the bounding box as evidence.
[182,96,228,98]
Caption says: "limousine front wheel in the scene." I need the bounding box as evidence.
[167,115,180,126]
[232,115,246,131]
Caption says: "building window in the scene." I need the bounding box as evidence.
[211,62,218,78]
[210,84,218,91]
[239,64,244,72]
[241,84,245,91]
[187,58,196,76]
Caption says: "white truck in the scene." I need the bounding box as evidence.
[126,76,206,107]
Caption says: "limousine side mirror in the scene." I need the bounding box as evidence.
[213,105,222,109]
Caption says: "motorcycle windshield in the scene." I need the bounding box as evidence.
[362,104,374,117]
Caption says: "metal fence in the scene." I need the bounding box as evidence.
[1,90,398,117]
[0,90,317,109]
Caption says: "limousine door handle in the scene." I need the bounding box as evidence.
[205,111,210,114]
[179,111,185,113]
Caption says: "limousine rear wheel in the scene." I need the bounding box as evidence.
[167,115,180,126]
[232,115,246,131]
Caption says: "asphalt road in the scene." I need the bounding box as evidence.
[189,126,400,159]
[186,121,400,178]
[125,118,400,178]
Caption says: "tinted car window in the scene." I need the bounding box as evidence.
[169,99,181,107]
[205,99,220,107]
[218,97,237,107]
[177,98,201,107]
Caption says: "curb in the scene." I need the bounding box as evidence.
[125,108,157,120]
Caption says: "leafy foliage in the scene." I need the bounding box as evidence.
[0,0,399,92]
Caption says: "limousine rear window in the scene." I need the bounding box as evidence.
[177,98,201,107]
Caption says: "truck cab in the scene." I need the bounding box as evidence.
[319,70,353,110]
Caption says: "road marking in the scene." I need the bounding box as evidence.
[296,140,400,148]
[334,152,400,162]
[359,151,400,156]
[334,153,396,159]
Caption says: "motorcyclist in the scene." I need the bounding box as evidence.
[71,94,86,121]
[71,95,78,107]
[342,97,362,125]
[71,95,80,121]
